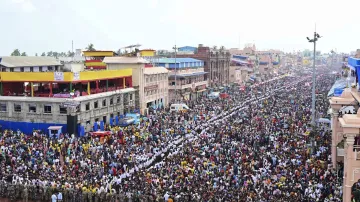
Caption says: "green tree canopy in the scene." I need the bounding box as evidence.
[86,43,96,51]
[11,49,21,56]
[21,52,27,56]
[41,52,46,56]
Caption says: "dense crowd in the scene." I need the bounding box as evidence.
[0,71,342,201]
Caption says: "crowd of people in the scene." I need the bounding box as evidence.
[0,70,343,201]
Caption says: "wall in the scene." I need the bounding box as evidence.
[140,50,155,57]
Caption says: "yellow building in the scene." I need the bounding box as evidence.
[140,49,156,57]
[83,51,116,70]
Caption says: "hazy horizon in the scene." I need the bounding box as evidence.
[1,0,359,56]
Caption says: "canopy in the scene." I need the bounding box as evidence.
[327,77,351,97]
[318,118,331,124]
[231,58,249,65]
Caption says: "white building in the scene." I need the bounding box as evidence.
[143,67,169,112]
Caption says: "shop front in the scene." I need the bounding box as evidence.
[196,84,208,99]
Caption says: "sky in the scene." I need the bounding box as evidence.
[1,0,359,56]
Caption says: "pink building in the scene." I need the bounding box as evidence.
[330,88,360,202]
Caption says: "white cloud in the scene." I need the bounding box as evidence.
[11,0,36,13]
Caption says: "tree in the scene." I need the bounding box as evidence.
[86,43,96,51]
[11,49,21,56]
[67,51,75,57]
[116,49,122,55]
[35,53,38,56]
[21,52,27,56]
[219,46,225,53]
[47,51,53,57]
[41,52,46,56]
[212,46,217,51]
[52,52,59,58]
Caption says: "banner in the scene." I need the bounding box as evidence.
[54,72,64,81]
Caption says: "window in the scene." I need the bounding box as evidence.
[117,96,120,103]
[28,104,36,113]
[85,103,90,110]
[48,66,53,71]
[146,77,149,83]
[130,94,133,101]
[102,99,107,107]
[55,66,59,71]
[110,98,113,105]
[14,104,21,112]
[10,68,14,72]
[30,67,33,72]
[20,67,24,72]
[44,105,52,113]
[0,103,6,112]
[59,106,67,114]
[94,101,98,108]
[39,66,43,72]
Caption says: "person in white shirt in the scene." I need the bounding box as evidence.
[51,194,57,202]
[57,192,63,201]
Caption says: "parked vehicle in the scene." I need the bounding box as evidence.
[170,104,190,112]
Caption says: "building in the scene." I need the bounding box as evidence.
[103,57,148,114]
[0,56,135,135]
[178,46,197,54]
[329,56,360,202]
[140,49,156,57]
[176,44,231,87]
[143,67,169,112]
[83,50,117,70]
[154,58,208,101]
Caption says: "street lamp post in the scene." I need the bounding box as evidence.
[173,45,178,102]
[307,31,321,127]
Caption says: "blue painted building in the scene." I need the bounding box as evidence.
[347,57,360,86]
[155,58,204,69]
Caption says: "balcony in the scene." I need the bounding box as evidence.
[168,80,208,90]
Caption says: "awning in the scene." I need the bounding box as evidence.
[231,58,249,65]
[347,64,356,71]
[197,89,207,93]
[327,77,352,97]
[48,126,62,130]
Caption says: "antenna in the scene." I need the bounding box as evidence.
[72,40,74,61]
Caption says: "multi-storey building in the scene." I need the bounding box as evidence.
[329,56,360,202]
[176,44,231,87]
[143,67,169,112]
[83,50,117,70]
[154,58,208,101]
[0,56,135,135]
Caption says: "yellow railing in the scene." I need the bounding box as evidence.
[0,69,132,82]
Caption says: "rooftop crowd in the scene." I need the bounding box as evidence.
[0,70,342,201]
